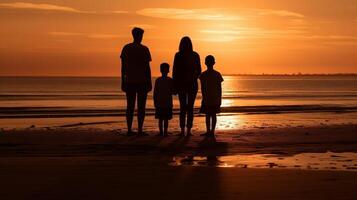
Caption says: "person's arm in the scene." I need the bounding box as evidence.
[153,79,158,108]
[146,47,152,92]
[120,48,127,92]
[172,53,179,95]
[199,75,205,97]
[194,53,202,80]
[146,63,152,92]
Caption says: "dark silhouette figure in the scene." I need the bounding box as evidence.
[199,55,224,137]
[154,63,174,136]
[120,27,152,135]
[173,36,201,136]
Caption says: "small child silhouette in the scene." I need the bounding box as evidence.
[199,55,224,137]
[154,63,174,136]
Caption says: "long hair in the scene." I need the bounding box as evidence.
[179,36,193,53]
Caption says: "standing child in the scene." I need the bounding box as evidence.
[154,63,174,136]
[199,55,224,137]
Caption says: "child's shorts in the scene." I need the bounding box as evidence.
[199,105,221,115]
[155,107,173,120]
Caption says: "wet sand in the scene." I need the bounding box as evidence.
[1,124,357,199]
[1,156,357,200]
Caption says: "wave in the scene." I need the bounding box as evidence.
[1,105,356,118]
[1,93,357,101]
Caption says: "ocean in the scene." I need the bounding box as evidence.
[1,75,357,130]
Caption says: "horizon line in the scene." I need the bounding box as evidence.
[1,73,357,78]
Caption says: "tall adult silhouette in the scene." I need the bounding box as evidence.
[120,27,152,135]
[173,36,201,136]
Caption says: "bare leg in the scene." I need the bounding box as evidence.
[159,119,163,135]
[205,114,211,133]
[178,92,187,135]
[164,119,168,136]
[211,114,217,135]
[186,90,197,135]
[125,91,136,134]
[137,92,147,134]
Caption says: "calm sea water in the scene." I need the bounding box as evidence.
[1,75,357,118]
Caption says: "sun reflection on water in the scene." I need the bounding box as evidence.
[170,152,357,171]
[216,114,245,130]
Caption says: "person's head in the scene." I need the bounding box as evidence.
[179,36,193,53]
[205,55,215,69]
[131,27,144,43]
[160,63,170,76]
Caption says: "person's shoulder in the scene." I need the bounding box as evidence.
[163,76,173,82]
[199,70,208,78]
[174,52,181,57]
[213,69,224,81]
[138,44,149,50]
[192,51,200,57]
[123,43,133,49]
[213,69,222,75]
[155,77,162,82]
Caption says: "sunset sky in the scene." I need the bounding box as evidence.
[0,0,357,76]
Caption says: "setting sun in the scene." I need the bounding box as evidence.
[1,0,357,76]
[1,1,357,200]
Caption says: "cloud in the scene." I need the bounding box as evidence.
[129,24,155,29]
[49,32,123,39]
[87,34,121,39]
[50,32,85,36]
[137,8,241,21]
[200,26,307,42]
[103,10,129,14]
[136,8,305,21]
[258,9,304,18]
[0,2,129,14]
[304,35,357,40]
[0,2,82,13]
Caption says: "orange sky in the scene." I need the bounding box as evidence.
[0,0,357,76]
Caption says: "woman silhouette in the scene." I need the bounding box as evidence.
[173,36,201,136]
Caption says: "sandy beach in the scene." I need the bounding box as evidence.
[1,75,357,199]
[1,124,357,200]
[2,0,357,198]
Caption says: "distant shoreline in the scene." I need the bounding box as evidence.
[1,73,357,78]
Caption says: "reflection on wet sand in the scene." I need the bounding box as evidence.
[170,152,357,171]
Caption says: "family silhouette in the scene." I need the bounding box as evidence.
[120,27,223,137]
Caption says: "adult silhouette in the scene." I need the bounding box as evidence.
[120,27,152,135]
[173,36,201,136]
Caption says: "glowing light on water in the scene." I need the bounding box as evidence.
[170,152,357,171]
[216,114,245,130]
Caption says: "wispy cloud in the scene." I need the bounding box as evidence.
[137,8,241,21]
[0,2,82,13]
[108,10,129,14]
[50,32,84,36]
[129,24,155,29]
[0,2,129,14]
[304,35,357,40]
[200,27,306,42]
[87,34,121,39]
[136,8,304,21]
[257,9,304,18]
[49,32,123,39]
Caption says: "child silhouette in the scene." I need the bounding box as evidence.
[154,63,174,136]
[199,55,224,137]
